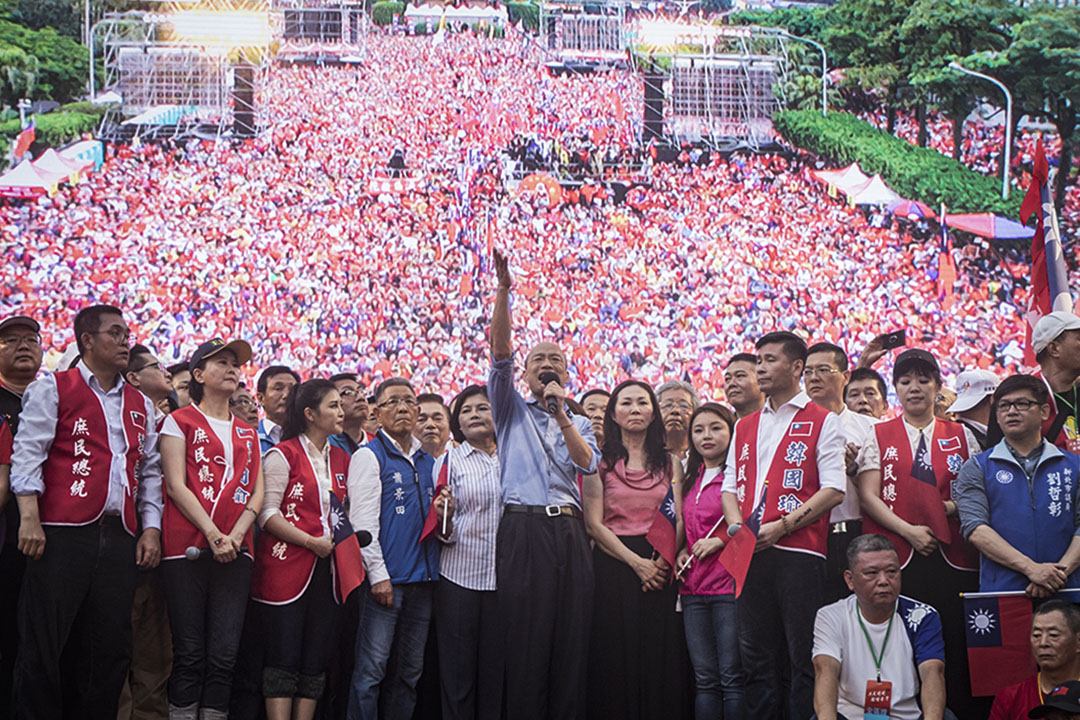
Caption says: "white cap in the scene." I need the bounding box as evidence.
[947,370,1000,413]
[1032,311,1080,355]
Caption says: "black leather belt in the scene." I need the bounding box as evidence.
[504,504,581,519]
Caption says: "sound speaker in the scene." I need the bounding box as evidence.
[643,72,664,144]
[233,65,256,138]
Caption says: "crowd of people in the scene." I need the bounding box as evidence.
[2,29,1080,720]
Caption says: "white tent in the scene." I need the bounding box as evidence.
[811,163,870,195]
[33,148,86,182]
[849,174,903,206]
[404,3,508,24]
[0,159,60,198]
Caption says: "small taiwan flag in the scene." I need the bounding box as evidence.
[419,460,448,544]
[789,421,814,437]
[718,482,768,598]
[645,483,677,569]
[328,493,365,604]
[964,593,1035,696]
[13,120,34,158]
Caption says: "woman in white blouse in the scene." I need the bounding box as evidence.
[434,384,502,720]
[249,379,351,720]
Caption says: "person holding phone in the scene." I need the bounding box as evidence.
[159,338,264,720]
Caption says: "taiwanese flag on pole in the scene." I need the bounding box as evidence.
[718,482,768,599]
[1021,139,1073,365]
[419,460,448,544]
[328,492,365,604]
[963,592,1036,696]
[645,483,677,568]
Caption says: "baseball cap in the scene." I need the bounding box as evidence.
[0,315,39,335]
[189,338,252,370]
[1032,311,1080,356]
[1030,680,1080,717]
[892,349,939,383]
[948,369,1000,413]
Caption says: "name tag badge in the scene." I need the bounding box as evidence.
[1067,437,1080,455]
[864,679,892,719]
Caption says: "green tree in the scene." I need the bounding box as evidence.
[0,44,38,109]
[0,20,88,103]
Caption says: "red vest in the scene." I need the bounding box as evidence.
[39,368,147,537]
[733,401,832,557]
[1038,372,1080,453]
[251,437,351,605]
[863,416,978,570]
[161,405,260,559]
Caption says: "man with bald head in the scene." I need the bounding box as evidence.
[489,249,599,720]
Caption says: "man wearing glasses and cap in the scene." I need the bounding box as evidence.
[10,305,164,719]
[0,313,43,714]
[948,370,999,451]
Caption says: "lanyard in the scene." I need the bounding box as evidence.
[856,606,894,682]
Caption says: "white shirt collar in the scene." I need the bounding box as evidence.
[301,433,331,459]
[763,390,810,415]
[77,359,125,395]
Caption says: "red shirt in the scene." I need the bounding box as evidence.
[0,419,11,465]
[990,675,1041,720]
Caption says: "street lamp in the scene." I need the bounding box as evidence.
[780,30,828,118]
[949,60,1013,201]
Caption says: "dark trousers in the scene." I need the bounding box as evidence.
[162,555,252,711]
[13,520,137,720]
[823,520,860,605]
[737,548,824,720]
[260,557,340,699]
[496,511,592,720]
[0,535,27,717]
[435,578,502,720]
[117,568,172,720]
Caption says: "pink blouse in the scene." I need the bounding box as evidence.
[601,458,671,536]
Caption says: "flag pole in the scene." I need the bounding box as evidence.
[675,515,727,579]
[961,588,1080,599]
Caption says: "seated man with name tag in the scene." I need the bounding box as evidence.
[812,534,956,720]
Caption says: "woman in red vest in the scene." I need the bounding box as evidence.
[160,338,264,720]
[250,379,350,720]
[855,348,983,717]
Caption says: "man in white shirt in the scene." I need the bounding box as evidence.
[805,341,876,603]
[721,331,845,719]
[813,533,952,720]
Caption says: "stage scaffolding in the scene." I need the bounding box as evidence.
[631,24,791,151]
[540,0,627,66]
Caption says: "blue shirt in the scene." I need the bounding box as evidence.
[488,356,599,509]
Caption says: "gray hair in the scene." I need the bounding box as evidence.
[846,534,898,571]
[656,380,701,409]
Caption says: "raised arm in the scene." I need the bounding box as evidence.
[491,249,512,362]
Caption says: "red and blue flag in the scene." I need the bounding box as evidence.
[645,483,677,568]
[718,482,769,598]
[328,492,365,603]
[963,592,1036,696]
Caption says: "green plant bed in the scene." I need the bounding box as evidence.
[774,109,1022,217]
[0,110,99,150]
[506,2,538,31]
[371,2,405,26]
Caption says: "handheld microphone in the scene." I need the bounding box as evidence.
[355,530,373,548]
[185,545,250,561]
[538,371,561,414]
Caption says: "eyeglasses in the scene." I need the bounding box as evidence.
[88,329,131,346]
[803,367,840,378]
[132,361,163,374]
[659,401,692,413]
[0,334,41,348]
[229,397,258,409]
[339,388,361,398]
[996,398,1042,413]
[378,396,418,409]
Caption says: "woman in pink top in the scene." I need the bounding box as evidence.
[583,380,689,720]
[677,403,745,720]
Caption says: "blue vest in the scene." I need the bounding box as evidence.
[367,430,439,584]
[975,440,1080,592]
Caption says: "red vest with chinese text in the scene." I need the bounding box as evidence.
[733,402,831,557]
[161,405,260,559]
[251,437,350,605]
[863,416,978,570]
[1038,372,1080,453]
[39,368,147,537]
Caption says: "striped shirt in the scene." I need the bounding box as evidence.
[435,441,501,591]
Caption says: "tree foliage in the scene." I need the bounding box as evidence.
[0,19,87,105]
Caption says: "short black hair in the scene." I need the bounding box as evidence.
[580,388,610,404]
[127,343,154,372]
[73,304,123,354]
[329,372,358,385]
[992,374,1050,409]
[806,342,849,372]
[417,393,450,420]
[846,368,888,403]
[167,361,190,376]
[755,331,807,364]
[449,385,488,443]
[1034,599,1080,635]
[257,365,300,394]
[726,353,757,368]
[374,377,414,403]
